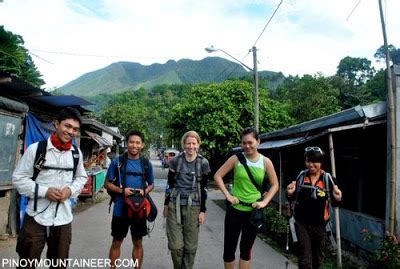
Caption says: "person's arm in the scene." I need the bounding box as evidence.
[104,160,124,195]
[145,161,154,195]
[253,157,279,209]
[164,169,176,206]
[330,176,342,204]
[199,173,210,212]
[214,155,239,205]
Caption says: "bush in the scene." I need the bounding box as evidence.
[263,206,289,245]
[362,229,400,268]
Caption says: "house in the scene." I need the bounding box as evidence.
[0,70,121,238]
[258,65,400,251]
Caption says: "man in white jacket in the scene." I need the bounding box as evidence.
[13,107,87,269]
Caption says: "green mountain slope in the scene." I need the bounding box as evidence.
[57,57,282,97]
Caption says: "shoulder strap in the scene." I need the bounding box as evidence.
[71,144,79,179]
[236,153,262,193]
[33,140,48,181]
[140,157,149,194]
[292,170,307,211]
[33,140,47,211]
[120,153,128,189]
[195,154,203,179]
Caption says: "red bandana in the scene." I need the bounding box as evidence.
[50,133,72,151]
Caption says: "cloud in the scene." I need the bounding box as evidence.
[1,0,399,89]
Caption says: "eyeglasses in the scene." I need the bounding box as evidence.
[305,147,323,154]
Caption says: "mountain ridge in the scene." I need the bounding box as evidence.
[57,57,283,97]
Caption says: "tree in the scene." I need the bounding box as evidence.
[374,44,400,65]
[274,74,341,122]
[95,84,190,147]
[336,56,375,86]
[167,80,293,169]
[365,69,386,102]
[335,56,378,109]
[0,26,44,87]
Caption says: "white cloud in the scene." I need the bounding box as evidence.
[1,0,399,89]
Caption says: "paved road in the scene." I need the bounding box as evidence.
[0,157,297,269]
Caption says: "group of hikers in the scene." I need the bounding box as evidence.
[12,107,342,269]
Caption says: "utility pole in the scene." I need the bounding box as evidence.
[252,46,259,132]
[378,0,396,235]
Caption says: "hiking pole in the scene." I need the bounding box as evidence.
[285,221,290,269]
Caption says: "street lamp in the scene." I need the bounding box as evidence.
[205,46,259,132]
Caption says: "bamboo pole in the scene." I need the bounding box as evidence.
[329,133,342,268]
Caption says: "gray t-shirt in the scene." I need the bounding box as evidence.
[169,154,211,205]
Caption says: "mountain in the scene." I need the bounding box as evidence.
[57,57,283,97]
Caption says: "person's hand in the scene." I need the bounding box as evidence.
[287,181,296,196]
[59,187,72,202]
[45,187,62,202]
[252,200,267,209]
[226,193,239,205]
[135,189,144,196]
[124,188,135,197]
[333,185,342,201]
[163,205,168,218]
[198,212,206,225]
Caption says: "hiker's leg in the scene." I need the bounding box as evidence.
[110,216,129,269]
[130,216,148,269]
[167,202,184,269]
[223,207,243,267]
[238,210,257,267]
[46,223,72,269]
[310,224,326,269]
[109,238,123,269]
[182,205,200,269]
[295,221,312,269]
[132,238,143,269]
[239,259,252,269]
[16,215,46,269]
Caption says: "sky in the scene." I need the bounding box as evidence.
[1,0,399,90]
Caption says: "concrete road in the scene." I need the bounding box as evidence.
[0,158,297,269]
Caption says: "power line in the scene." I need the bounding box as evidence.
[346,0,362,21]
[252,0,283,48]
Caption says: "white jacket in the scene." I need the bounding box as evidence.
[12,137,87,226]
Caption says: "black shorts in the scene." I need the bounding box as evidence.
[111,216,148,239]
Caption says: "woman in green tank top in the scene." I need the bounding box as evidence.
[214,127,279,269]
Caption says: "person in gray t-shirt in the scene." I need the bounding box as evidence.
[163,131,211,269]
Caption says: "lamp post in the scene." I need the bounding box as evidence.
[205,46,259,132]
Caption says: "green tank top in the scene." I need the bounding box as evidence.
[232,153,265,212]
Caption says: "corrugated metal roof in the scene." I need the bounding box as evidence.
[31,95,94,107]
[82,118,122,140]
[260,102,386,141]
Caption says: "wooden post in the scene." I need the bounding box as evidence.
[329,133,342,268]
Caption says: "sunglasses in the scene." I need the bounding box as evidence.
[305,147,323,154]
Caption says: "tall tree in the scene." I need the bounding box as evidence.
[374,44,400,65]
[0,26,44,87]
[336,56,375,86]
[168,80,293,169]
[274,74,341,122]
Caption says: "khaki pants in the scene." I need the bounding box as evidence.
[166,202,200,269]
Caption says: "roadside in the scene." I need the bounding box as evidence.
[0,190,109,251]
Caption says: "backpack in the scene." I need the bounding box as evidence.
[290,169,337,247]
[32,140,80,211]
[107,154,157,222]
[170,152,204,201]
